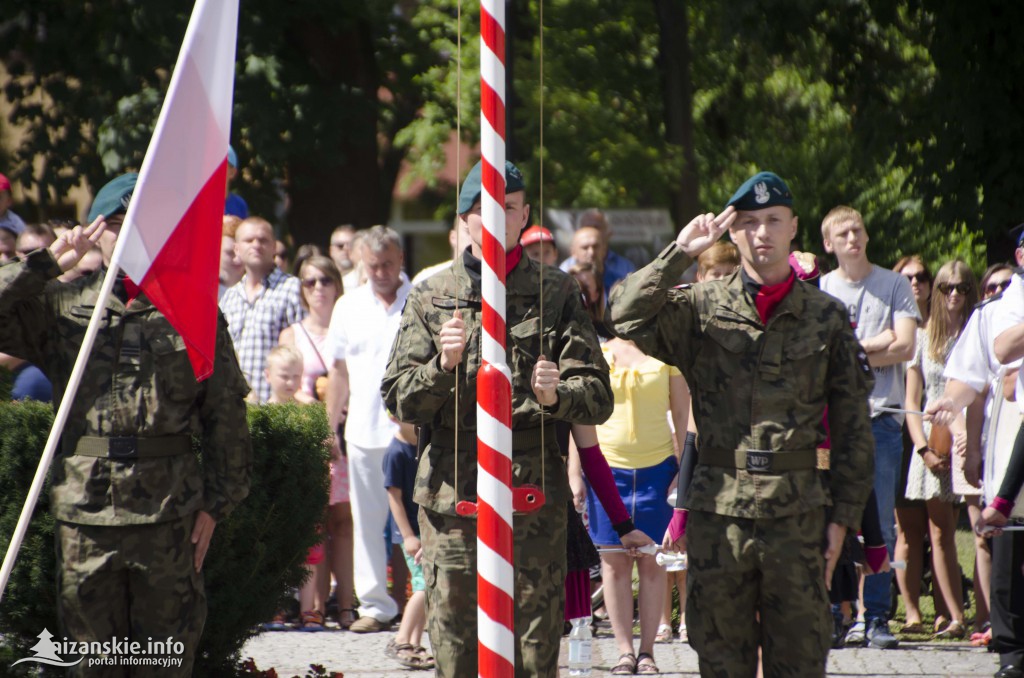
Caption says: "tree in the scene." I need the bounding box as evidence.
[1,1,440,248]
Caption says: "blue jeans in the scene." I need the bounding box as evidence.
[862,414,903,622]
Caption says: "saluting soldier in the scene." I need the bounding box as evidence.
[381,161,613,677]
[608,172,876,677]
[0,174,252,676]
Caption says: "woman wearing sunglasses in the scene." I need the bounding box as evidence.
[981,263,1014,300]
[278,255,356,630]
[902,259,978,639]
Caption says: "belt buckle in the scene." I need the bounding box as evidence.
[745,449,771,474]
[108,436,138,460]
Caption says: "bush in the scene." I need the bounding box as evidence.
[0,402,329,677]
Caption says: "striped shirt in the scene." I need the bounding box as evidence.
[220,267,305,401]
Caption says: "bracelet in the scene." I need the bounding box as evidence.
[915,445,932,456]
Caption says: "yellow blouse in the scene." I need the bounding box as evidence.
[596,345,680,469]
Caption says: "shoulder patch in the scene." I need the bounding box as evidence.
[856,348,872,375]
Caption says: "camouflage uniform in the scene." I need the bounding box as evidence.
[381,250,612,677]
[608,242,875,678]
[0,250,252,677]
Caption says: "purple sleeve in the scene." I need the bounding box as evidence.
[578,443,633,530]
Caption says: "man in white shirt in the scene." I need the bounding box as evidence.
[930,259,1024,678]
[819,205,919,649]
[326,225,411,632]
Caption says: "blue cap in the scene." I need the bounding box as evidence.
[726,171,793,212]
[88,173,138,222]
[228,145,238,168]
[457,160,526,214]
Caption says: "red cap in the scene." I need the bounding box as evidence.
[0,173,10,192]
[520,225,554,246]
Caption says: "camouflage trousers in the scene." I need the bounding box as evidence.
[419,501,568,678]
[56,515,205,678]
[686,509,832,678]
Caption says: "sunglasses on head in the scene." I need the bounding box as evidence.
[301,276,334,289]
[937,282,972,295]
[986,279,1011,295]
[903,272,930,284]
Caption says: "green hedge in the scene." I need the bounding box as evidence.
[0,401,329,677]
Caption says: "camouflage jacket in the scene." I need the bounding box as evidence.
[608,243,875,529]
[381,249,613,515]
[0,250,252,526]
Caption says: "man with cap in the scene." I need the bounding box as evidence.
[0,173,252,675]
[520,224,558,266]
[818,204,919,649]
[0,172,27,262]
[608,171,876,677]
[382,160,613,677]
[224,145,249,218]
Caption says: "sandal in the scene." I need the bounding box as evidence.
[970,627,992,647]
[394,643,435,670]
[338,607,357,630]
[678,624,688,643]
[636,652,659,675]
[611,652,637,675]
[261,611,290,632]
[655,623,672,642]
[933,615,950,634]
[297,610,325,632]
[934,620,966,640]
[901,621,926,634]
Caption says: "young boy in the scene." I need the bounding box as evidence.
[265,345,324,631]
[383,422,433,670]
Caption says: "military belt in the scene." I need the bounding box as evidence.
[429,425,557,450]
[71,435,192,460]
[698,448,818,474]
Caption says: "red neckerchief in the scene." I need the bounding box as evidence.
[123,276,141,306]
[506,244,523,272]
[754,271,795,324]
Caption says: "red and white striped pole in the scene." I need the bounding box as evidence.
[476,0,514,674]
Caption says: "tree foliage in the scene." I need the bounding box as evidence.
[0,0,1008,271]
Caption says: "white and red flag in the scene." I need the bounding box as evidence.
[117,0,238,380]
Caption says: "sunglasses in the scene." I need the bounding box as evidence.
[301,276,335,289]
[937,282,972,295]
[986,280,1011,295]
[903,272,930,284]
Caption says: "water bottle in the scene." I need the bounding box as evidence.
[567,615,592,676]
[655,551,687,571]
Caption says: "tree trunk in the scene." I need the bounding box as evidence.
[654,0,699,225]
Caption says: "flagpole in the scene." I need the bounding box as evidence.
[0,251,124,601]
[0,0,234,601]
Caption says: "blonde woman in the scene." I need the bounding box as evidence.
[902,259,978,638]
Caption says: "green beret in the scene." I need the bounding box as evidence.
[88,173,138,222]
[726,171,793,212]
[457,160,526,214]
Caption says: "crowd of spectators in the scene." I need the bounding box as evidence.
[5,161,1024,675]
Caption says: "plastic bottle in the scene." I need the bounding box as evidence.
[567,615,592,676]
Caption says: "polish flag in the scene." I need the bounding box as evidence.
[116,0,238,380]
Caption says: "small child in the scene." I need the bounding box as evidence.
[383,422,434,670]
[265,345,316,406]
[266,345,324,631]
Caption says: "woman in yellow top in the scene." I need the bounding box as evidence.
[589,337,688,675]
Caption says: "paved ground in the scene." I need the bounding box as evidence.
[241,623,1000,677]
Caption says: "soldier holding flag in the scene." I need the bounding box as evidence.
[0,175,252,675]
